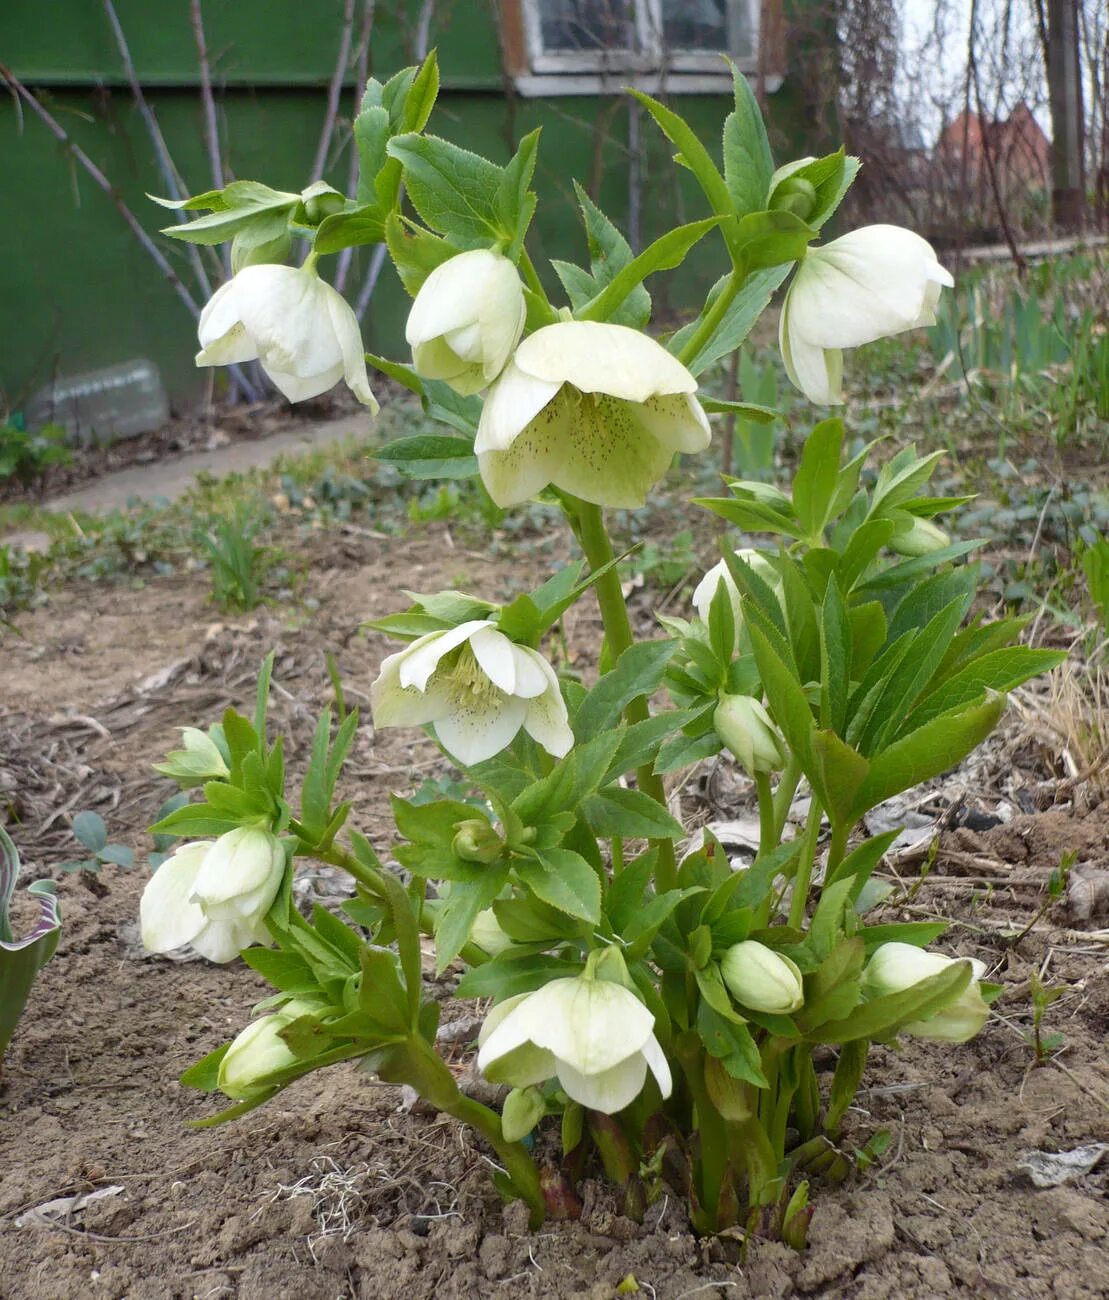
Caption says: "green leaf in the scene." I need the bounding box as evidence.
[435,869,509,972]
[516,848,601,924]
[848,692,1007,823]
[809,730,869,829]
[402,51,440,134]
[902,647,1066,734]
[384,212,456,295]
[728,209,814,271]
[1,828,62,1059]
[455,953,582,1000]
[150,804,243,837]
[793,418,844,540]
[98,844,134,868]
[578,219,720,323]
[497,128,540,259]
[819,577,851,734]
[698,1001,768,1088]
[313,205,386,255]
[795,936,864,1031]
[574,641,675,737]
[631,91,733,219]
[669,265,793,375]
[722,60,774,218]
[806,959,972,1044]
[583,788,685,840]
[158,181,298,245]
[860,921,948,953]
[386,133,505,244]
[72,811,108,853]
[655,729,723,774]
[375,435,478,480]
[240,948,318,995]
[179,1044,230,1092]
[746,619,814,770]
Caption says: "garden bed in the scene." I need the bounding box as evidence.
[1,530,1107,1299]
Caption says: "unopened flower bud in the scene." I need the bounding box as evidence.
[153,727,230,788]
[889,516,950,557]
[861,943,989,1042]
[301,186,346,224]
[217,999,316,1100]
[713,695,786,776]
[770,176,817,221]
[721,940,805,1014]
[453,818,503,864]
[501,1086,547,1142]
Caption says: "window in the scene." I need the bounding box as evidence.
[504,0,774,96]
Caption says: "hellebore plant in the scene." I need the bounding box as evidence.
[142,54,1065,1241]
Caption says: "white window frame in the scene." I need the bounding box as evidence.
[514,0,770,97]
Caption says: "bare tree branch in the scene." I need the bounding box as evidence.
[311,0,357,183]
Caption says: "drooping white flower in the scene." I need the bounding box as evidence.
[140,827,285,963]
[406,249,526,395]
[475,321,711,509]
[477,976,673,1115]
[779,225,953,405]
[370,619,573,766]
[861,942,989,1042]
[217,998,316,1100]
[196,264,378,409]
[721,940,805,1013]
[713,695,787,777]
[691,547,782,647]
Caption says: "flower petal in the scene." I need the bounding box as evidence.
[633,393,712,454]
[196,281,259,365]
[549,394,675,508]
[406,250,503,346]
[521,978,655,1075]
[781,291,844,405]
[515,322,697,403]
[640,1033,673,1099]
[190,916,265,963]
[398,620,494,693]
[511,644,551,700]
[371,646,451,728]
[521,652,574,758]
[324,283,378,410]
[469,626,518,695]
[140,843,210,953]
[433,692,528,766]
[475,360,562,455]
[555,1051,648,1114]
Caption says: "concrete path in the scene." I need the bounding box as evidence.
[3,413,374,552]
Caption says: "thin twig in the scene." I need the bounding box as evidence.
[335,0,377,294]
[312,0,357,183]
[0,64,201,321]
[189,0,224,192]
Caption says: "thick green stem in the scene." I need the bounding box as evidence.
[771,758,802,842]
[676,1036,728,1223]
[788,799,823,930]
[382,1037,545,1227]
[573,498,677,893]
[675,269,742,370]
[755,771,776,858]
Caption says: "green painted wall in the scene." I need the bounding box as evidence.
[0,0,806,412]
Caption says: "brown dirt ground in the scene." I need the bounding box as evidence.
[1,531,1107,1300]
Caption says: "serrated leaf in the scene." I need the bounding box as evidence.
[375,435,478,480]
[722,60,774,217]
[583,788,684,839]
[516,849,601,924]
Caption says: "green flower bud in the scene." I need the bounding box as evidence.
[217,999,316,1100]
[713,695,786,776]
[501,1085,547,1142]
[721,941,805,1014]
[769,176,818,222]
[889,516,950,557]
[301,185,346,224]
[453,818,503,864]
[153,727,230,788]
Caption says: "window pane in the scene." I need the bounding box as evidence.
[538,0,636,52]
[661,0,751,55]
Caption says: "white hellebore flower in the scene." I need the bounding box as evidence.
[140,826,285,963]
[196,263,378,410]
[861,942,989,1043]
[692,547,782,648]
[477,977,673,1114]
[779,225,953,405]
[713,695,787,777]
[475,321,711,509]
[406,249,526,395]
[721,941,805,1014]
[371,619,573,766]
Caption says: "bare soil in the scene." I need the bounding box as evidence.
[1,532,1107,1299]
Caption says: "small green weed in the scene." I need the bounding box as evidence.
[0,420,71,484]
